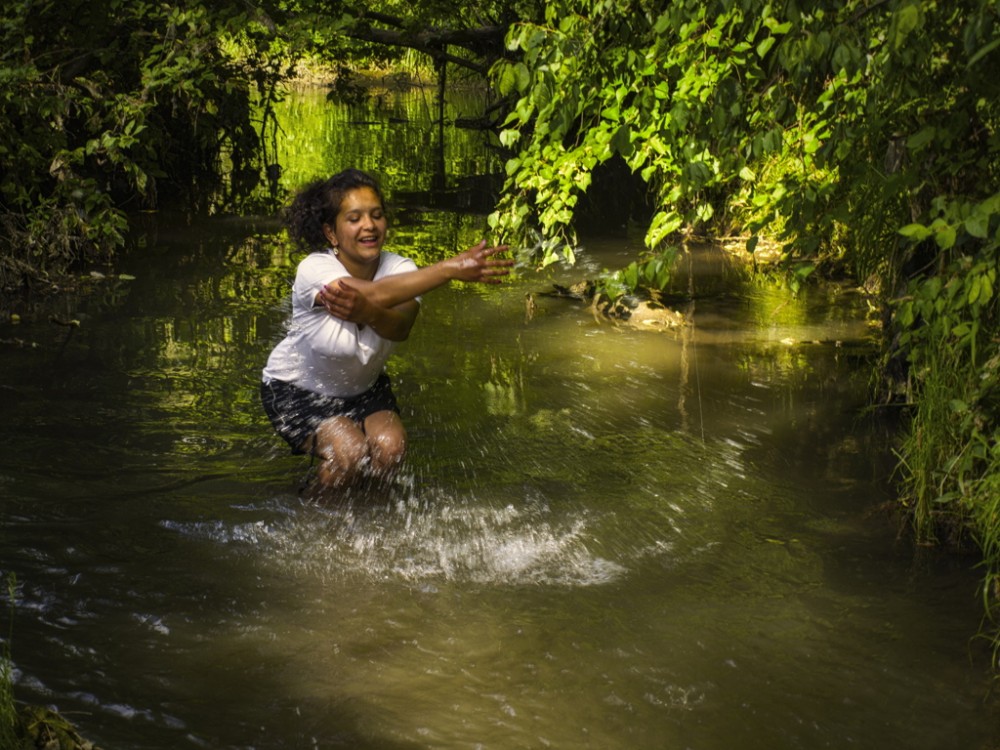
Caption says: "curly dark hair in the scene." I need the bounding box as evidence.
[284,169,385,251]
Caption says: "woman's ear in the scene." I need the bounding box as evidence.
[322,223,338,247]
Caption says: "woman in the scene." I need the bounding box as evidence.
[261,168,512,491]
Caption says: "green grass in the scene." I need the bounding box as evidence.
[0,573,18,748]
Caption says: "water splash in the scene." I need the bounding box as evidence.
[162,485,626,587]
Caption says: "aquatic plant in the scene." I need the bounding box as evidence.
[0,573,105,749]
[0,573,17,749]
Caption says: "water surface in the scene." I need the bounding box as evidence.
[0,87,996,750]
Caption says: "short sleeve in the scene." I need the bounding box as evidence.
[374,252,421,303]
[291,253,349,312]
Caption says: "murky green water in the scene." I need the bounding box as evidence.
[1,87,997,749]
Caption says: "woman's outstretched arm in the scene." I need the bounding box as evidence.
[318,240,513,312]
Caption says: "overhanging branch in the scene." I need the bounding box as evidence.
[344,16,506,76]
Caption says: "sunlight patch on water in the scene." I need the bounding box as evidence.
[161,487,627,587]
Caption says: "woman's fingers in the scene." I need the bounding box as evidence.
[464,242,514,283]
[319,281,356,317]
[478,244,508,258]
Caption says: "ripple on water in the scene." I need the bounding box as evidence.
[161,487,627,588]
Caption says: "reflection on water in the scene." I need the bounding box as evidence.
[1,89,998,749]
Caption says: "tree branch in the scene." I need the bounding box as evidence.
[344,23,506,75]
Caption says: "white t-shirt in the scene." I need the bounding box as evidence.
[262,249,419,397]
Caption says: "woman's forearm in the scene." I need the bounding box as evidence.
[325,242,512,309]
[364,299,420,341]
[348,261,454,309]
[316,281,420,342]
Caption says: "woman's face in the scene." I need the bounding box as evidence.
[324,186,388,278]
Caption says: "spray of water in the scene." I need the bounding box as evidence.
[162,479,627,587]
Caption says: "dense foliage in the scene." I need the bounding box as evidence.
[0,0,539,295]
[488,0,1000,656]
[0,0,286,293]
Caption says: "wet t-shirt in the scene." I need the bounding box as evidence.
[262,249,418,397]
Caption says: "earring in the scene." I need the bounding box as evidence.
[331,245,339,256]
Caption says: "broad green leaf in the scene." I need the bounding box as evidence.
[892,4,921,49]
[934,223,957,250]
[981,273,994,304]
[499,129,520,147]
[899,223,932,240]
[763,18,792,34]
[515,63,531,92]
[907,126,936,151]
[498,64,517,96]
[968,276,982,305]
[965,212,989,239]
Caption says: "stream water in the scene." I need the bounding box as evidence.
[1,86,997,749]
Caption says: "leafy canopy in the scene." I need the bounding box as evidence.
[487,0,1000,657]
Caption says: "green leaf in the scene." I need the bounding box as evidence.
[899,223,931,240]
[968,276,982,305]
[981,273,994,304]
[499,129,520,147]
[757,36,776,58]
[795,262,816,280]
[515,63,531,92]
[497,65,517,96]
[892,4,921,49]
[965,211,990,239]
[763,18,792,34]
[832,44,855,70]
[896,300,915,328]
[623,263,639,289]
[968,36,1000,67]
[934,223,957,250]
[906,126,936,151]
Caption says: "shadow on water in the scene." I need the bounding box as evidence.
[1,87,998,749]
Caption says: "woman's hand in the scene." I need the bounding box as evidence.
[448,240,514,283]
[319,279,374,325]
[318,279,419,341]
